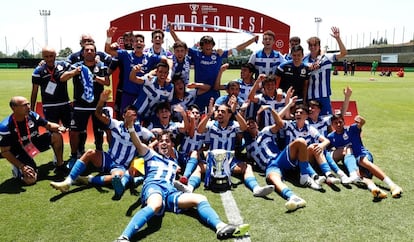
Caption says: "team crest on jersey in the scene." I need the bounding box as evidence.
[28,120,35,128]
[94,66,99,73]
[301,68,307,75]
[142,57,148,65]
[211,55,217,61]
[343,133,349,140]
[57,64,63,71]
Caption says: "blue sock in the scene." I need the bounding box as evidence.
[121,172,131,187]
[90,175,105,185]
[121,206,155,239]
[197,200,222,229]
[319,162,331,174]
[281,187,294,200]
[326,152,340,173]
[183,157,198,178]
[298,161,315,176]
[344,154,358,173]
[244,176,258,191]
[188,176,201,189]
[69,160,86,181]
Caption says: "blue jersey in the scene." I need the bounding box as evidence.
[106,119,154,167]
[303,53,337,100]
[276,60,311,100]
[282,120,321,145]
[117,50,162,96]
[248,49,286,76]
[244,126,280,171]
[188,48,228,87]
[147,121,182,139]
[327,124,368,158]
[205,120,240,150]
[134,77,174,119]
[32,61,71,106]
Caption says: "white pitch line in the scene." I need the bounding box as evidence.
[220,190,251,242]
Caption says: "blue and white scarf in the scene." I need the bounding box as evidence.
[80,64,94,103]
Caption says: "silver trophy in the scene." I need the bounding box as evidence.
[210,149,234,178]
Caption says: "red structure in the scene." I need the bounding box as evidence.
[109,2,290,103]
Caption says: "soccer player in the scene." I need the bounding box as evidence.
[169,25,258,112]
[243,105,314,211]
[174,97,274,197]
[303,26,347,116]
[105,27,170,115]
[0,96,67,185]
[114,129,250,241]
[327,114,403,199]
[50,90,154,199]
[129,62,174,123]
[275,45,310,102]
[307,86,355,184]
[248,30,286,78]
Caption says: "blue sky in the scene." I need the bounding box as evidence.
[1,0,412,55]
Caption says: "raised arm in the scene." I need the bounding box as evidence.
[105,27,119,57]
[127,119,149,157]
[340,86,352,115]
[228,35,259,56]
[168,23,181,42]
[248,74,266,103]
[129,64,146,84]
[331,27,348,59]
[94,89,111,126]
[197,98,214,134]
[229,95,247,132]
[214,63,229,91]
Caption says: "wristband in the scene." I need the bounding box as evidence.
[128,127,135,133]
[106,37,112,44]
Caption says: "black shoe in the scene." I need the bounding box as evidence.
[216,224,250,240]
[54,164,69,175]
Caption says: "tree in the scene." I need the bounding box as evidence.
[16,49,33,59]
[0,51,7,58]
[59,47,73,58]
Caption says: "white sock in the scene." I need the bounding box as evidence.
[382,176,395,187]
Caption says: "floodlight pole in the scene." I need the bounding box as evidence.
[314,17,322,38]
[39,10,51,46]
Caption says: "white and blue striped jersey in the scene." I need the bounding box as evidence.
[171,55,191,85]
[147,121,182,139]
[143,148,178,184]
[303,53,337,100]
[106,119,154,167]
[179,129,205,155]
[282,120,321,145]
[308,116,331,137]
[256,93,286,127]
[244,126,280,171]
[134,77,174,119]
[248,49,286,76]
[205,120,241,151]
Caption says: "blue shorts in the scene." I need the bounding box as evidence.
[356,150,374,179]
[141,181,183,215]
[266,146,298,178]
[102,152,128,173]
